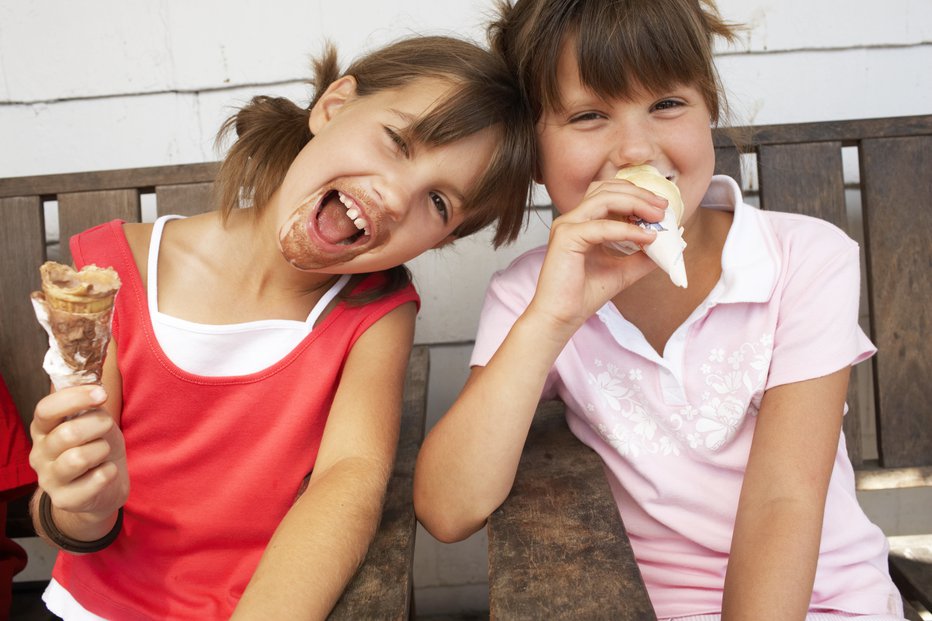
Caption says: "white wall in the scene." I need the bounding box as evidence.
[3,1,931,616]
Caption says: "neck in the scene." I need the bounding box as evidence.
[221,207,338,298]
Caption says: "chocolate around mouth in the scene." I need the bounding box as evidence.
[278,187,374,271]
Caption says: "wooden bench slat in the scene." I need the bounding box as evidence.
[329,346,428,620]
[0,196,49,426]
[714,145,742,184]
[889,535,932,614]
[755,141,867,464]
[756,141,847,228]
[155,182,215,218]
[57,190,141,266]
[714,115,932,149]
[488,401,656,621]
[860,135,932,469]
[0,162,220,199]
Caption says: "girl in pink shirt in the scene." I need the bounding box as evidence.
[27,35,535,620]
[415,1,906,619]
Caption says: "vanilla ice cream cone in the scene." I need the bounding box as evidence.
[606,165,688,288]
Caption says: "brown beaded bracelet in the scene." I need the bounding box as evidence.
[38,491,123,554]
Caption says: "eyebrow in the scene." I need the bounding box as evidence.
[388,108,467,206]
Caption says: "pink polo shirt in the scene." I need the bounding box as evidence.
[471,176,903,619]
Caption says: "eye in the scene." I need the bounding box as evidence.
[384,126,410,157]
[429,192,449,223]
[568,111,605,123]
[652,98,684,112]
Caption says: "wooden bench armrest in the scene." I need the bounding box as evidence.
[487,400,656,620]
[889,536,932,618]
[328,345,428,620]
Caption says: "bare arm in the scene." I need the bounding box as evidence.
[28,339,128,548]
[231,302,415,620]
[722,367,850,620]
[415,181,663,542]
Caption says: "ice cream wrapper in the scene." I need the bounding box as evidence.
[31,262,121,390]
[606,165,688,288]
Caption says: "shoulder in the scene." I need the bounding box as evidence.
[489,245,548,290]
[758,209,860,269]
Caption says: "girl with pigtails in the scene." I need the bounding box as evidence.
[28,35,535,620]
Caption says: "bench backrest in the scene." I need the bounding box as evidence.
[712,115,932,475]
[0,163,217,427]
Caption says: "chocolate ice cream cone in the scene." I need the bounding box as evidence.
[32,262,121,388]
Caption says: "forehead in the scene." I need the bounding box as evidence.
[367,77,455,115]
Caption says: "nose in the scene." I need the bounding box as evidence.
[607,118,656,171]
[373,173,413,223]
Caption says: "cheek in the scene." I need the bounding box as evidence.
[537,132,599,210]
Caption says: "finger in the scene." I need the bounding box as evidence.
[43,411,115,459]
[48,437,115,488]
[47,461,121,514]
[586,178,670,210]
[32,385,108,435]
[560,190,666,227]
[608,248,660,287]
[552,219,658,251]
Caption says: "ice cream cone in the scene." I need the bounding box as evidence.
[607,165,689,288]
[614,165,684,225]
[32,262,121,388]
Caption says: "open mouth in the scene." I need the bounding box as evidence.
[315,189,371,246]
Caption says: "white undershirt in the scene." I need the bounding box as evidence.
[149,215,350,376]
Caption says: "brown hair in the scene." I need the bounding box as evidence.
[214,35,535,246]
[489,0,738,124]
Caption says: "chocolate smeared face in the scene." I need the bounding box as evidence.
[278,184,384,271]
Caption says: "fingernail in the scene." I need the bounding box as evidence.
[90,386,107,402]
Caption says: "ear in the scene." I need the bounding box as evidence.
[309,75,358,134]
[432,234,458,249]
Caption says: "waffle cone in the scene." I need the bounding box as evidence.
[39,262,120,314]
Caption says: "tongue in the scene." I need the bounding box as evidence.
[316,195,359,244]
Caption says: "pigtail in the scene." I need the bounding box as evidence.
[213,97,311,221]
[213,43,344,221]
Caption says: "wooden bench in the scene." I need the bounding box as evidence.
[0,165,428,620]
[487,115,932,620]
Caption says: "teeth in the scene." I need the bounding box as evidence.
[336,191,369,235]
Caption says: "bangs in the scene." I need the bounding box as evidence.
[533,0,720,115]
[397,82,523,234]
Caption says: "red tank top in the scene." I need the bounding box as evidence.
[53,220,418,619]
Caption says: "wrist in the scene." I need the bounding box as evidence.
[38,492,123,553]
[519,302,586,348]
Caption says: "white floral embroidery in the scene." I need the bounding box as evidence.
[587,334,773,458]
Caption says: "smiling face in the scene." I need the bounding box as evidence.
[536,41,715,225]
[275,76,496,273]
